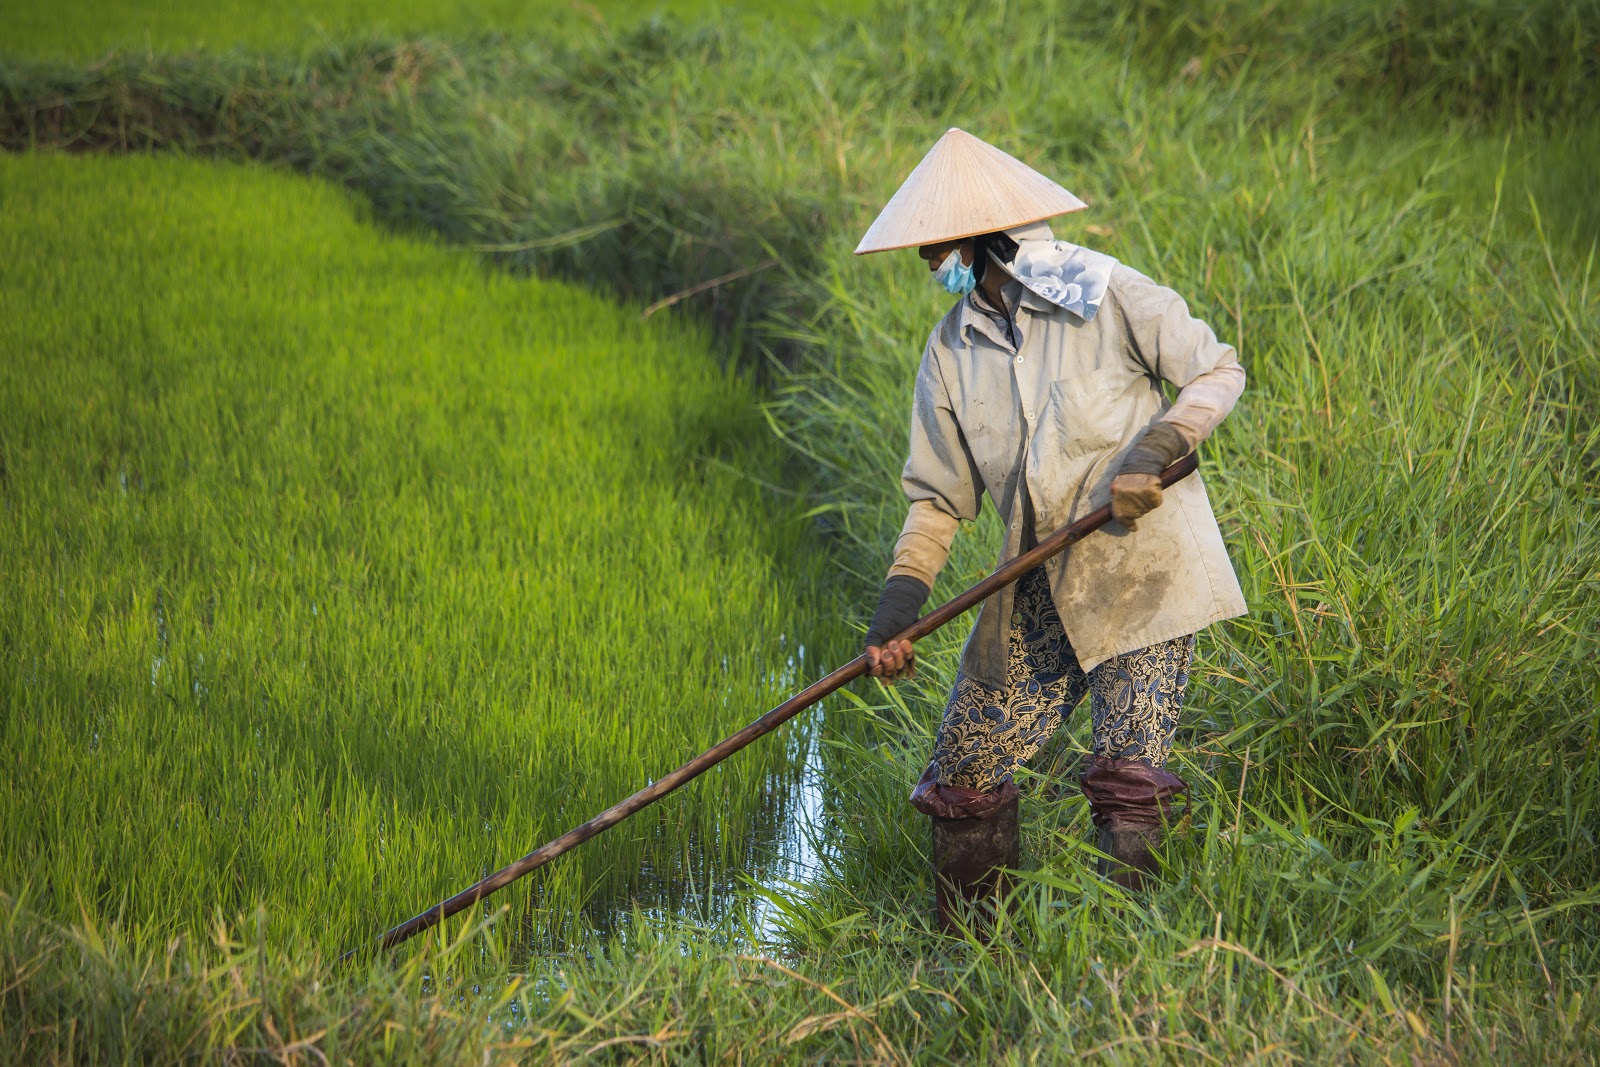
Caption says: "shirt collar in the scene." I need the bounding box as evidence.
[954,276,1059,349]
[956,279,1024,349]
[1016,285,1057,315]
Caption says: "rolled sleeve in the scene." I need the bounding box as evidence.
[888,499,961,587]
[1161,361,1244,448]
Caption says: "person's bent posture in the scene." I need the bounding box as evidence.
[855,130,1248,929]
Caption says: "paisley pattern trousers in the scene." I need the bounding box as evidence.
[929,567,1194,792]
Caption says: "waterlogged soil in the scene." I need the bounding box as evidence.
[576,710,832,945]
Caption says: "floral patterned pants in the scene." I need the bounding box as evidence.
[930,567,1194,792]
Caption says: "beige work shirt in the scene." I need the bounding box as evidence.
[892,259,1248,686]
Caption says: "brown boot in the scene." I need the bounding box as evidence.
[910,764,1020,933]
[930,795,1019,932]
[1080,756,1186,893]
[1096,823,1162,892]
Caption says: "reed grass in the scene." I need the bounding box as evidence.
[0,0,863,63]
[3,0,1598,1061]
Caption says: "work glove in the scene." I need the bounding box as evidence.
[1110,422,1190,531]
[864,574,929,683]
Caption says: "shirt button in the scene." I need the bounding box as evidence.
[1025,411,1033,420]
[1015,355,1023,364]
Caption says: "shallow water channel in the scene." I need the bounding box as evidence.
[495,637,845,956]
[420,682,842,1035]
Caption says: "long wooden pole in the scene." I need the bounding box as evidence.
[343,454,1200,961]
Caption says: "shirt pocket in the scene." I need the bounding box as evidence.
[1041,367,1133,459]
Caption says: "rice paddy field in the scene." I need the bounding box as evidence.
[3,0,1599,1063]
[0,147,842,948]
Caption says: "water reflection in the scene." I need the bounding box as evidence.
[505,639,841,956]
[416,641,855,1037]
[447,730,834,1036]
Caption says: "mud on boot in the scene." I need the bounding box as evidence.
[1080,756,1186,893]
[1095,823,1162,892]
[911,765,1020,933]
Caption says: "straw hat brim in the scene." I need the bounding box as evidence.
[855,210,1077,255]
[855,128,1087,255]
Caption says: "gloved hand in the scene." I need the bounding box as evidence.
[1111,422,1190,531]
[1110,472,1163,529]
[865,574,929,683]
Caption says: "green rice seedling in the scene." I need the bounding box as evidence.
[0,150,847,963]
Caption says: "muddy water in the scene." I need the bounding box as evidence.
[580,707,833,944]
[423,637,861,1037]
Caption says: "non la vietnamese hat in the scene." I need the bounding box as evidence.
[854,128,1086,255]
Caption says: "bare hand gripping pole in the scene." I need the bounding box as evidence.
[342,454,1199,962]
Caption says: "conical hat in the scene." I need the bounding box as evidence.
[854,128,1086,255]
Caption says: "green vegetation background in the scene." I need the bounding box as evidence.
[3,0,855,61]
[2,0,1598,1062]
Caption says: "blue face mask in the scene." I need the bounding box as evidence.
[934,249,976,295]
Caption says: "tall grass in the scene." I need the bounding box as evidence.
[3,0,1598,1061]
[1102,0,1600,118]
[0,0,865,63]
[768,89,1600,1063]
[762,14,1599,1056]
[5,3,1594,365]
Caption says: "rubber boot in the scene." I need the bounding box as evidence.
[1096,823,1162,892]
[910,764,1021,933]
[930,794,1019,933]
[1080,756,1186,894]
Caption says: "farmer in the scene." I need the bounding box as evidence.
[855,129,1247,927]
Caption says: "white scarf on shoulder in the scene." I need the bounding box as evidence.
[996,221,1116,323]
